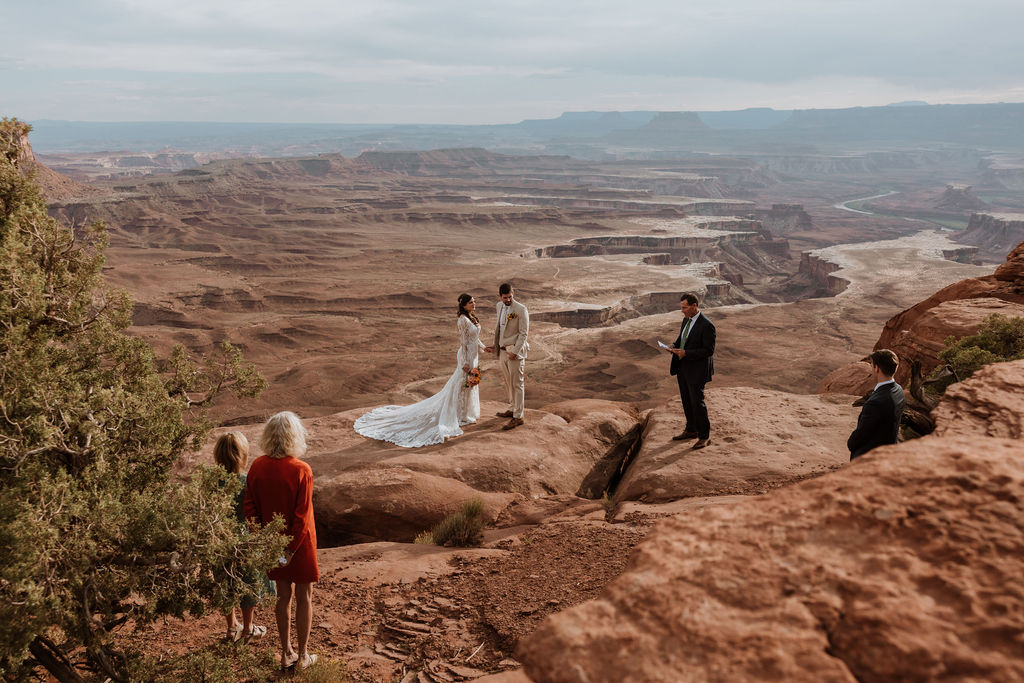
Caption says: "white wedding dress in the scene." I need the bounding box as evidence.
[354,315,485,448]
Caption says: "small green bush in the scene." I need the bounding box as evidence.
[934,314,1024,386]
[295,657,351,682]
[128,641,278,682]
[425,498,486,547]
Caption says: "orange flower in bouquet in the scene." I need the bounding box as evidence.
[465,368,481,387]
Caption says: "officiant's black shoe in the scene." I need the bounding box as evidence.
[672,430,699,441]
[502,417,524,430]
[496,410,514,418]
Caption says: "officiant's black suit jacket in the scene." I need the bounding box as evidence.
[669,313,716,383]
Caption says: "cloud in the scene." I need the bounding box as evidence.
[3,0,1023,122]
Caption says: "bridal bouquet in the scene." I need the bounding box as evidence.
[465,368,481,387]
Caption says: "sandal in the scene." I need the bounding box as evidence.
[225,624,243,642]
[299,653,318,670]
[242,624,266,643]
[281,652,299,670]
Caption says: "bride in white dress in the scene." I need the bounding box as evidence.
[354,293,485,448]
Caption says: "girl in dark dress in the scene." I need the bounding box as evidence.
[213,432,269,643]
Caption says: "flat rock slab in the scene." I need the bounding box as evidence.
[198,399,644,543]
[319,542,506,585]
[614,387,858,503]
[520,434,1024,682]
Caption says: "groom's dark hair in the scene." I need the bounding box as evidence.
[680,292,699,305]
[499,283,513,295]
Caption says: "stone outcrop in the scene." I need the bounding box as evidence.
[520,428,1024,681]
[534,290,734,329]
[199,400,645,544]
[798,252,848,295]
[752,203,814,235]
[879,297,1024,392]
[7,123,95,202]
[932,358,1024,439]
[935,183,986,211]
[613,389,857,503]
[956,212,1024,261]
[822,239,1024,394]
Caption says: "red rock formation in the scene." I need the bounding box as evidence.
[613,389,857,504]
[820,239,1024,394]
[519,430,1024,681]
[798,252,848,295]
[932,358,1024,439]
[194,400,645,544]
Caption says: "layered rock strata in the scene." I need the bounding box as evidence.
[956,212,1024,261]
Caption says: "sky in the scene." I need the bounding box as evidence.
[3,0,1024,125]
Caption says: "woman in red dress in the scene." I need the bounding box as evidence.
[244,411,319,670]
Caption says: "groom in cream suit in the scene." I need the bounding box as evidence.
[486,283,529,430]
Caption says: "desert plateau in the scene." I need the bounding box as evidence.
[11,102,1024,682]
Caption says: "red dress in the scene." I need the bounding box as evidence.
[244,455,319,583]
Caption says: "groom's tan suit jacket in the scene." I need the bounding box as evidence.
[494,300,529,359]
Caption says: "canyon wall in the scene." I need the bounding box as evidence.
[956,212,1024,261]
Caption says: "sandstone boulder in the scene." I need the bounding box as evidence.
[613,388,858,503]
[864,238,1024,387]
[519,435,1024,682]
[822,297,1024,394]
[314,467,522,544]
[202,399,645,543]
[816,360,874,396]
[933,358,1024,439]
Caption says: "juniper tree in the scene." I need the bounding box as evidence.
[0,118,284,682]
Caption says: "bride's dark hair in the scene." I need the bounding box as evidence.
[457,293,479,326]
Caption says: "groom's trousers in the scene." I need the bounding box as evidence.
[499,349,526,419]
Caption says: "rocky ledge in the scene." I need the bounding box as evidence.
[519,359,1024,682]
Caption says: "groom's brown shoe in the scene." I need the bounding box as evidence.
[692,438,711,450]
[502,417,524,430]
[496,410,514,418]
[672,430,699,441]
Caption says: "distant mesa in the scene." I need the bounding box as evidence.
[886,100,930,107]
[935,183,986,211]
[638,111,711,132]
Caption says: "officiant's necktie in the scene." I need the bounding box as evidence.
[681,317,693,346]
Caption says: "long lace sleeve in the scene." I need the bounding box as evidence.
[457,316,473,368]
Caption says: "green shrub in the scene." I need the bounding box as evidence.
[935,314,1024,385]
[0,117,281,681]
[425,498,486,547]
[128,641,279,682]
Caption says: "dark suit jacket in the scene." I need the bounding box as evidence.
[669,313,715,383]
[848,381,905,459]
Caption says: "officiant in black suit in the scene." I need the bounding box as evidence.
[666,292,716,449]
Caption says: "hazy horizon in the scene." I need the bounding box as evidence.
[5,0,1024,126]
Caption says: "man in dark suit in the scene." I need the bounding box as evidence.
[667,293,716,449]
[848,349,906,459]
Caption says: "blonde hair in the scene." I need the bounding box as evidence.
[213,431,249,473]
[260,411,308,459]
